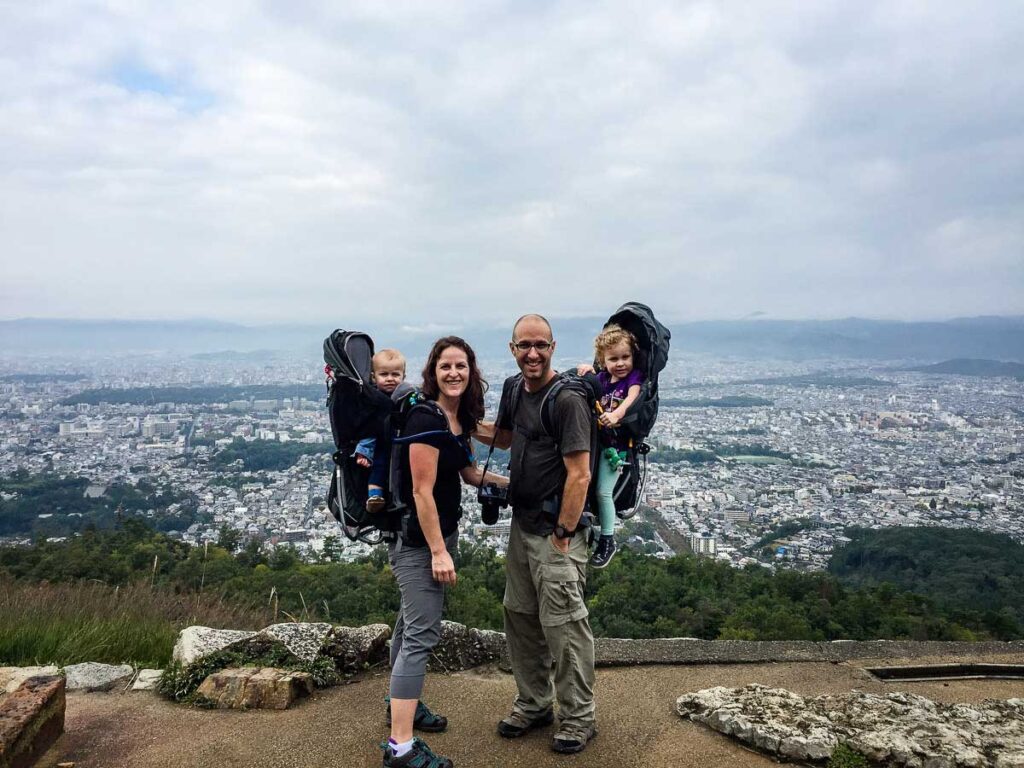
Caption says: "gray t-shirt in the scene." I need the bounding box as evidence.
[497,374,592,535]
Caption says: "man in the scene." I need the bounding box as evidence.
[482,313,596,754]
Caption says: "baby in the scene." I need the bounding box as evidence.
[355,348,407,514]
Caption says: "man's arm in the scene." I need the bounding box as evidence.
[552,449,591,553]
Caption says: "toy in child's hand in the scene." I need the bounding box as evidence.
[603,447,627,470]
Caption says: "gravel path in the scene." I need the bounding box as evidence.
[38,655,1024,768]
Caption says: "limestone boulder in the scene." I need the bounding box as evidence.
[195,667,313,710]
[429,621,507,672]
[677,684,1024,767]
[320,624,391,674]
[131,669,163,691]
[254,623,333,664]
[0,667,60,695]
[172,626,256,666]
[63,663,135,692]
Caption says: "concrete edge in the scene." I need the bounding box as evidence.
[592,639,1024,667]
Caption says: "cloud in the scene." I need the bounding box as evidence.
[1,0,1022,325]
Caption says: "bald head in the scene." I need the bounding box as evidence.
[512,313,553,340]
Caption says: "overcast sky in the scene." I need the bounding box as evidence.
[1,1,1022,326]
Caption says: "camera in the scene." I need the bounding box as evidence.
[478,482,509,525]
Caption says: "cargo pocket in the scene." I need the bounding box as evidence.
[538,563,588,627]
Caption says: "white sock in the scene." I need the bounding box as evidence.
[389,738,414,757]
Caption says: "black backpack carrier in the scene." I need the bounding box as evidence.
[593,302,671,518]
[480,302,670,525]
[323,330,453,545]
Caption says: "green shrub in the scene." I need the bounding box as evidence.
[828,743,869,768]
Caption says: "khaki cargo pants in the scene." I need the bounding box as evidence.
[502,520,596,729]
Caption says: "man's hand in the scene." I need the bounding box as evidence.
[550,534,570,554]
[355,454,371,468]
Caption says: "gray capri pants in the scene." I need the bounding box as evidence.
[388,531,458,700]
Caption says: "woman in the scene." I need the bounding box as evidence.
[383,336,505,768]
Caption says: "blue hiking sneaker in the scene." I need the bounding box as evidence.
[380,737,453,768]
[385,696,448,733]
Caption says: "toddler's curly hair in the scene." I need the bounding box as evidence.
[594,324,638,369]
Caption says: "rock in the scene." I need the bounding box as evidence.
[677,684,1024,767]
[63,663,134,692]
[0,667,60,695]
[172,626,256,666]
[259,623,333,664]
[131,669,163,691]
[0,675,65,768]
[195,668,313,710]
[319,624,391,675]
[429,621,507,672]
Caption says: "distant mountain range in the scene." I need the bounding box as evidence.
[906,358,1024,379]
[1,316,1022,362]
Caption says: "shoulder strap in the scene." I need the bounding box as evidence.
[392,400,451,445]
[539,371,599,438]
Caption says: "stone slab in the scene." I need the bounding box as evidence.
[677,684,1024,766]
[172,627,256,666]
[63,663,134,692]
[0,676,66,768]
[0,670,59,697]
[132,670,163,692]
[195,668,313,710]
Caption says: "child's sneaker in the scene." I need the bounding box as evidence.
[589,535,616,569]
[366,489,386,514]
[380,737,453,767]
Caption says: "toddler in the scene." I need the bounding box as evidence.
[355,348,407,514]
[580,325,644,568]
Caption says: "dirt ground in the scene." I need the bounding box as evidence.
[38,654,1024,768]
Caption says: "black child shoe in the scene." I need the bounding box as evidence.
[589,534,617,569]
[380,737,453,768]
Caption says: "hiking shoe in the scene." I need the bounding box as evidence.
[497,708,554,738]
[551,722,597,754]
[366,494,387,514]
[589,535,617,569]
[380,738,453,768]
[385,696,448,733]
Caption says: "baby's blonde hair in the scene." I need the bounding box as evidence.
[594,324,637,368]
[373,348,406,373]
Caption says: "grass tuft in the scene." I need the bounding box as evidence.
[0,578,272,668]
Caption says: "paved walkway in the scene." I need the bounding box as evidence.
[39,654,1024,768]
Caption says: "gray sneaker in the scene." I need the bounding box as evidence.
[496,708,554,738]
[551,722,596,754]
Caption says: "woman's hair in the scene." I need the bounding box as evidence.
[594,324,638,368]
[421,336,487,429]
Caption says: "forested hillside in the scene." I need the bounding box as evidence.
[828,527,1024,636]
[2,522,1019,669]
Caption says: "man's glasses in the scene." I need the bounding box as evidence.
[511,340,554,352]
